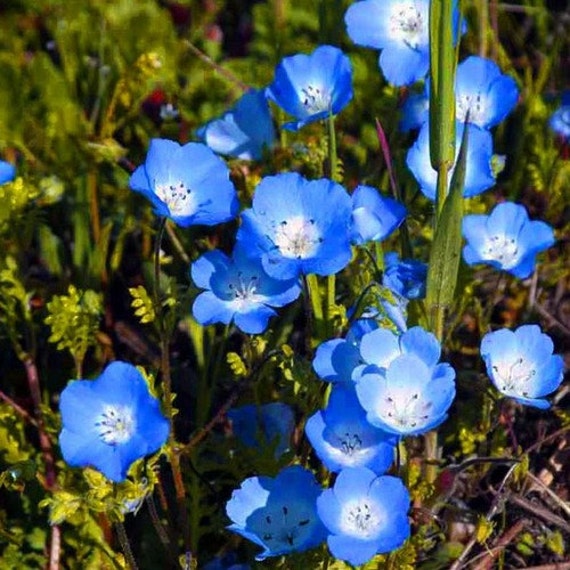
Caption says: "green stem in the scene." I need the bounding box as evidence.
[115,522,138,570]
[153,217,167,312]
[305,274,326,342]
[327,113,338,182]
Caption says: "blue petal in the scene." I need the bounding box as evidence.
[344,0,393,49]
[226,476,272,527]
[486,202,528,237]
[327,534,379,567]
[462,125,495,197]
[400,326,441,368]
[0,160,16,185]
[234,305,276,334]
[360,328,400,369]
[379,43,429,87]
[191,250,231,290]
[192,291,235,327]
[399,92,429,132]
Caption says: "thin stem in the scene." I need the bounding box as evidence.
[305,274,325,341]
[115,522,138,570]
[0,389,38,427]
[327,113,338,182]
[154,217,167,312]
[165,221,190,264]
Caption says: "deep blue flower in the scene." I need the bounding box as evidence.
[0,160,16,185]
[196,89,276,160]
[266,45,353,131]
[317,467,410,566]
[305,384,395,474]
[350,185,406,245]
[400,57,519,131]
[236,172,353,280]
[203,553,250,570]
[462,201,555,278]
[228,402,295,458]
[226,465,326,560]
[406,121,495,200]
[129,138,238,227]
[383,252,427,300]
[190,246,301,334]
[480,325,564,409]
[345,0,463,86]
[59,361,169,482]
[549,91,570,141]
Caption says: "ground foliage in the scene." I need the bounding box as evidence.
[0,0,569,568]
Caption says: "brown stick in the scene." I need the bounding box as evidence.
[471,519,527,570]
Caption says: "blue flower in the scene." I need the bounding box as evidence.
[345,0,463,86]
[317,467,410,566]
[350,185,406,245]
[59,361,169,482]
[400,57,519,131]
[455,56,519,129]
[462,201,555,278]
[0,160,16,185]
[306,384,395,474]
[190,246,301,334]
[383,252,427,300]
[196,89,276,160]
[406,121,495,200]
[228,402,295,458]
[355,328,456,436]
[549,91,570,141]
[226,465,326,560]
[267,45,353,131]
[480,325,564,409]
[203,553,250,570]
[129,138,238,227]
[313,321,369,384]
[236,172,353,280]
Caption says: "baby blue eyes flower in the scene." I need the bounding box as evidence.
[383,252,427,300]
[0,160,16,185]
[190,246,301,334]
[406,121,495,200]
[58,361,169,483]
[236,172,353,280]
[462,201,555,279]
[228,402,295,458]
[317,467,410,566]
[345,0,463,87]
[400,56,519,131]
[350,185,406,245]
[549,91,570,141]
[267,45,353,131]
[129,138,238,227]
[480,325,564,409]
[196,89,276,160]
[226,465,326,560]
[305,384,396,474]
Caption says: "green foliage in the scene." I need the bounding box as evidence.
[44,285,103,369]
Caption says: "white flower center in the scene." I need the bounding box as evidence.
[339,432,363,456]
[382,389,433,431]
[457,93,486,125]
[273,216,322,259]
[341,500,381,538]
[228,271,263,310]
[389,3,425,49]
[154,180,195,217]
[300,85,331,115]
[492,357,536,397]
[484,234,519,268]
[95,404,135,445]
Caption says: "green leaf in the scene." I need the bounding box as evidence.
[425,123,469,315]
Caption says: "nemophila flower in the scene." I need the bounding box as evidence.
[383,252,427,300]
[236,172,352,280]
[129,138,238,227]
[226,465,326,560]
[480,325,564,409]
[0,160,16,185]
[317,467,410,566]
[350,185,406,245]
[313,320,373,384]
[345,0,463,86]
[355,325,442,380]
[59,361,169,483]
[462,201,555,278]
[228,402,295,458]
[267,45,353,131]
[196,89,276,160]
[400,57,519,131]
[355,328,456,436]
[549,91,570,141]
[306,384,396,474]
[190,246,300,334]
[406,121,495,200]
[203,553,250,570]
